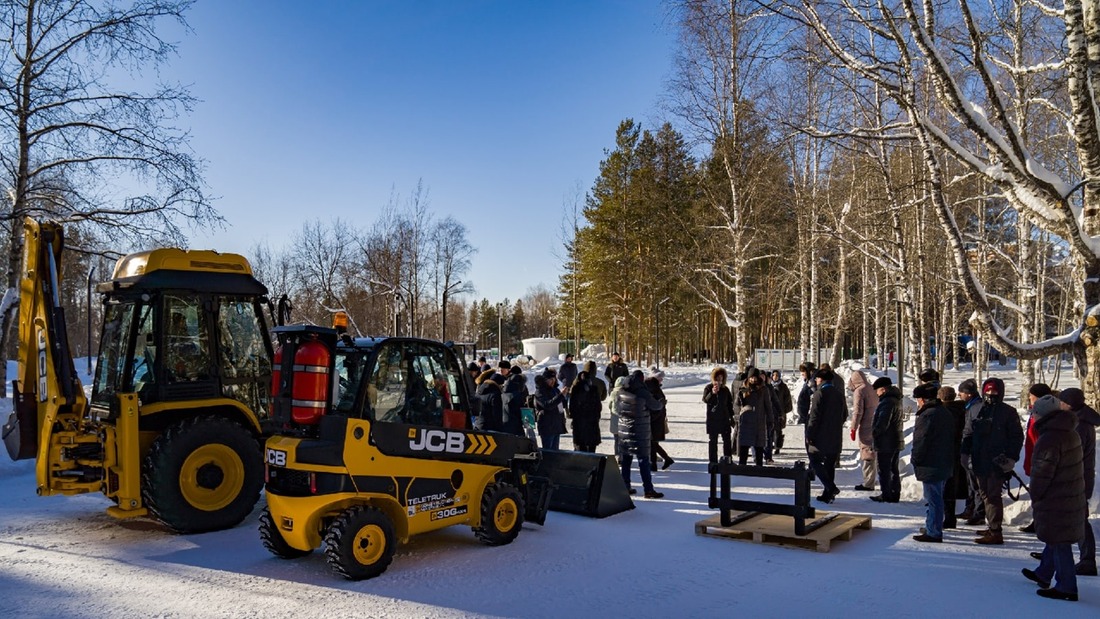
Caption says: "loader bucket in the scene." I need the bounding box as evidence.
[533,449,634,518]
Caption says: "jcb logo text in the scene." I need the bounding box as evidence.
[409,429,465,453]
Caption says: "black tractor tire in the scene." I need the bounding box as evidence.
[142,415,263,534]
[324,505,397,580]
[472,482,525,546]
[259,508,311,559]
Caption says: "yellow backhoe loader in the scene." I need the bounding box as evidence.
[2,218,276,533]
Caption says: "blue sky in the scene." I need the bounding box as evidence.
[172,1,676,303]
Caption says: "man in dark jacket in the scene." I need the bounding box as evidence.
[534,371,567,450]
[806,368,846,503]
[938,385,968,529]
[1058,388,1099,576]
[796,362,816,425]
[771,370,793,455]
[1022,395,1087,601]
[603,352,629,394]
[617,370,664,498]
[957,379,987,524]
[568,368,603,452]
[870,376,904,503]
[961,377,1024,545]
[646,369,673,470]
[558,353,578,402]
[911,383,956,542]
[473,371,504,432]
[501,366,528,437]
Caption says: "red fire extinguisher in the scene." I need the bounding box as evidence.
[291,339,330,425]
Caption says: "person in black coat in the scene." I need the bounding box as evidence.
[937,385,968,528]
[961,377,1024,545]
[617,370,664,498]
[534,371,567,450]
[911,384,956,542]
[603,352,629,395]
[473,371,504,432]
[646,369,674,470]
[501,366,528,437]
[1023,395,1087,601]
[796,362,816,425]
[806,368,846,503]
[770,370,793,455]
[870,377,904,503]
[568,368,603,452]
[558,353,578,396]
[734,368,774,466]
[703,367,734,464]
[1057,388,1100,576]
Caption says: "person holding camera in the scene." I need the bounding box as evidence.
[704,367,734,464]
[960,377,1024,545]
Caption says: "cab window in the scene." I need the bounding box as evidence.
[367,342,465,426]
[164,295,211,383]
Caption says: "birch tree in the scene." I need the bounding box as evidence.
[0,0,213,389]
[774,0,1100,400]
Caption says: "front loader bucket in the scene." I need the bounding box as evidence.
[3,382,38,461]
[533,449,634,518]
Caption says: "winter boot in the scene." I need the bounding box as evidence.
[975,530,1004,545]
[1076,562,1098,576]
[661,458,674,470]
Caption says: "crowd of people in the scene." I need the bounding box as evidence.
[467,353,1097,602]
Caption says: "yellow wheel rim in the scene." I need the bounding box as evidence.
[493,497,518,532]
[179,444,245,512]
[352,524,387,565]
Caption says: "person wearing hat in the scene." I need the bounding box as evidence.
[501,365,529,437]
[533,369,567,450]
[568,364,603,452]
[645,368,674,470]
[473,370,504,432]
[870,376,903,503]
[956,378,987,524]
[937,385,968,529]
[604,352,629,394]
[911,383,955,543]
[848,369,879,491]
[806,367,846,503]
[734,367,775,467]
[796,362,817,425]
[961,377,1024,545]
[617,370,665,498]
[1022,394,1087,601]
[919,367,941,388]
[1020,383,1054,534]
[770,370,793,455]
[1058,388,1099,576]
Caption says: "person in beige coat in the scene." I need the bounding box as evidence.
[848,369,879,491]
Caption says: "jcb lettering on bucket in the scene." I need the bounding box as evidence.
[409,429,466,453]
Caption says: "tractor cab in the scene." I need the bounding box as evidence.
[89,248,274,421]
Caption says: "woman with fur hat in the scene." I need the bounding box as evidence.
[704,367,734,464]
[734,367,773,466]
[1022,394,1087,601]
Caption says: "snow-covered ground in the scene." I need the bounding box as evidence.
[1,360,1098,617]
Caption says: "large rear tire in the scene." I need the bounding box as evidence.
[259,508,311,559]
[472,482,525,546]
[324,505,396,580]
[142,416,263,533]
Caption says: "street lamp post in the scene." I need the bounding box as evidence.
[497,302,504,361]
[441,279,462,342]
[655,297,670,370]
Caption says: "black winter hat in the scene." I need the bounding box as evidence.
[1028,383,1052,398]
[1058,388,1085,411]
[467,362,480,373]
[814,368,834,381]
[872,376,892,390]
[499,360,512,370]
[919,368,940,383]
[913,383,938,400]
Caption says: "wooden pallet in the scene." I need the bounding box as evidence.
[694,510,872,552]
